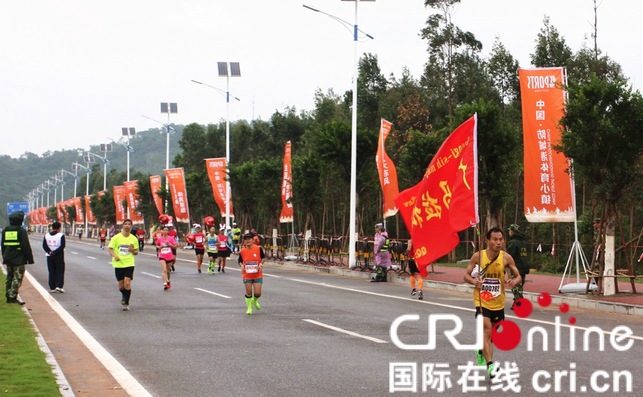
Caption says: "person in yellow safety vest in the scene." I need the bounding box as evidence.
[2,211,34,304]
[372,223,391,282]
[231,222,241,253]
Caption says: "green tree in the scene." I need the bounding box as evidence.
[530,16,573,68]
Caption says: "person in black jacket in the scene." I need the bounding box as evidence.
[1,211,34,305]
[43,221,66,293]
[507,224,530,310]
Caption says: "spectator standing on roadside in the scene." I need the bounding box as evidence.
[371,223,391,282]
[2,211,34,305]
[43,221,66,293]
[107,219,139,311]
[507,224,530,310]
[238,232,265,315]
[231,222,241,253]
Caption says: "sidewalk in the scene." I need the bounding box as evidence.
[272,260,643,316]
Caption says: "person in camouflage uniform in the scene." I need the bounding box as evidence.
[1,211,34,305]
[507,224,530,310]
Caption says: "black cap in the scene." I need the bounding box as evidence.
[243,232,253,239]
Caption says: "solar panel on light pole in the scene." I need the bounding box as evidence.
[218,62,241,230]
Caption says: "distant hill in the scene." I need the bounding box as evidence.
[0,126,184,226]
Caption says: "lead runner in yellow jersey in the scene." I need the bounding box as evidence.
[464,226,521,377]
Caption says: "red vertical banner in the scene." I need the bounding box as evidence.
[376,119,400,218]
[205,158,233,217]
[71,197,83,223]
[164,168,191,223]
[518,67,575,222]
[113,185,126,224]
[84,195,95,223]
[124,180,144,223]
[149,175,164,215]
[279,141,293,223]
[56,202,65,223]
[395,115,479,276]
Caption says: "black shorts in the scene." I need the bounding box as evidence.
[475,307,505,324]
[408,259,419,274]
[115,267,135,281]
[207,251,218,259]
[194,248,205,255]
[218,250,230,258]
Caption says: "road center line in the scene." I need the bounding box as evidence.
[195,288,232,299]
[303,319,388,344]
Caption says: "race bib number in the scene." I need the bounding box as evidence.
[195,236,203,243]
[118,245,131,256]
[219,241,227,248]
[245,261,259,274]
[480,278,501,300]
[208,243,217,250]
[160,247,172,255]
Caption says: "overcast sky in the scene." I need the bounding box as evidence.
[1,0,640,159]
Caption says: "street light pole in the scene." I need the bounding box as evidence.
[191,78,241,229]
[217,62,241,230]
[305,0,374,268]
[73,162,91,236]
[159,103,178,213]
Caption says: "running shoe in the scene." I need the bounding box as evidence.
[252,297,261,310]
[121,299,129,311]
[167,281,171,289]
[487,362,496,379]
[164,283,169,290]
[475,350,485,366]
[217,266,221,272]
[171,265,175,272]
[418,290,423,300]
[56,287,65,293]
[411,288,417,296]
[198,268,202,274]
[222,268,225,273]
[51,289,57,293]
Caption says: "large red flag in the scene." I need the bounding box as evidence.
[376,119,400,218]
[518,67,575,222]
[279,141,293,223]
[164,168,191,223]
[395,114,479,276]
[113,186,127,224]
[205,158,233,217]
[124,180,144,223]
[150,175,164,215]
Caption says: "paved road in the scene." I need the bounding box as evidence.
[25,236,643,396]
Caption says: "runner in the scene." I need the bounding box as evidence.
[107,219,139,311]
[407,240,424,300]
[156,226,178,290]
[192,225,206,273]
[205,226,218,274]
[217,227,231,272]
[136,226,146,252]
[168,224,178,271]
[463,227,521,377]
[98,226,108,250]
[231,222,241,253]
[238,232,265,315]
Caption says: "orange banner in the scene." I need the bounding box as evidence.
[518,67,575,222]
[395,115,479,276]
[113,185,126,224]
[164,168,191,223]
[279,141,294,223]
[73,197,84,223]
[124,180,144,223]
[149,175,164,216]
[205,158,233,217]
[56,202,65,223]
[376,119,400,218]
[84,195,95,223]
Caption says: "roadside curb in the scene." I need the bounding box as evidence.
[267,260,643,316]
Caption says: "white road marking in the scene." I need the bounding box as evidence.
[86,256,97,260]
[70,251,79,255]
[24,272,153,397]
[303,319,388,344]
[141,272,160,279]
[194,288,232,299]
